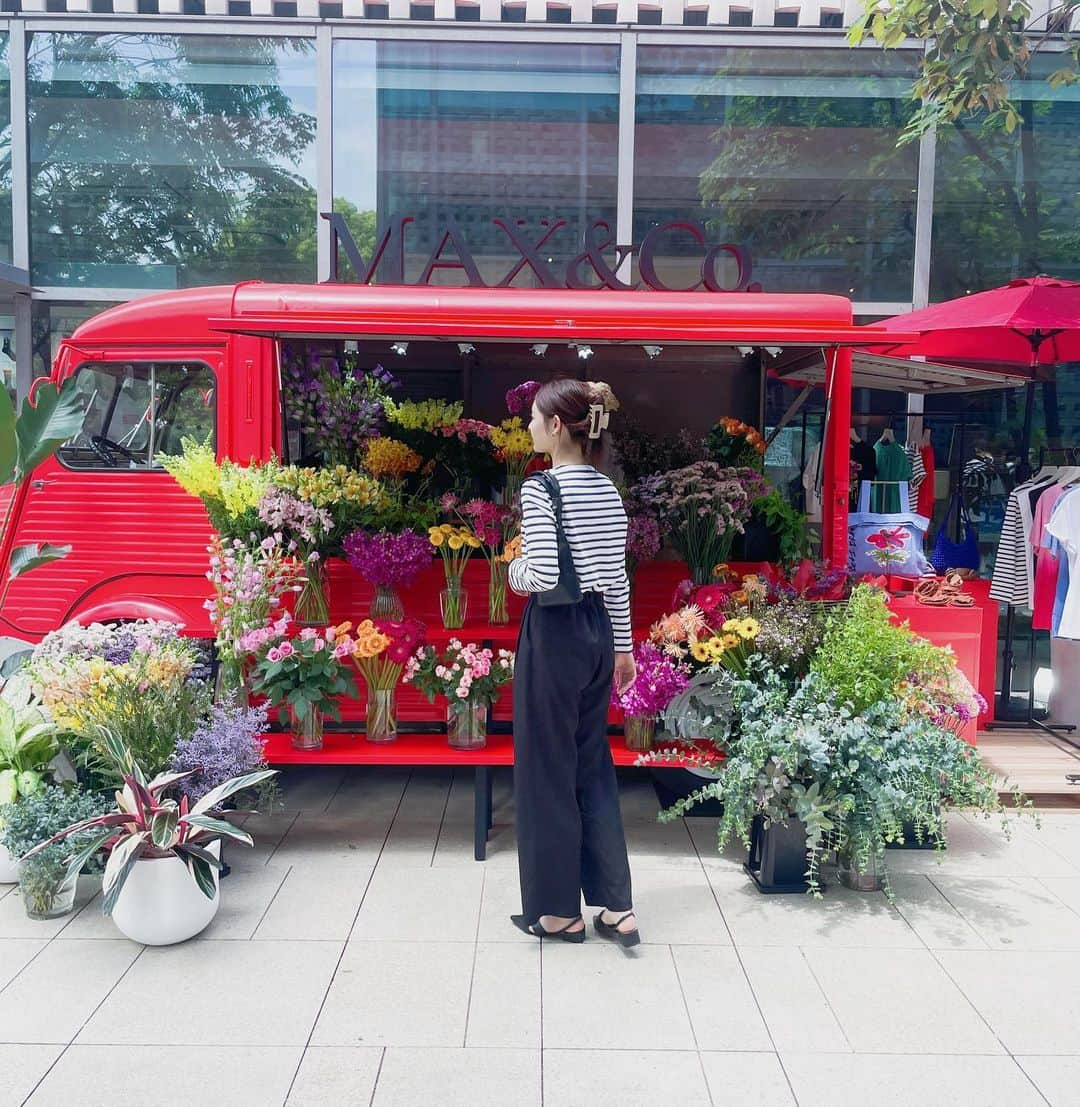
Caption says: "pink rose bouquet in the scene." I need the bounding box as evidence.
[404,639,514,709]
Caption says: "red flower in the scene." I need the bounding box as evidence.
[866,527,908,550]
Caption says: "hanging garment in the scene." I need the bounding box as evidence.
[1046,488,1080,640]
[917,443,936,520]
[871,439,912,513]
[803,441,822,524]
[989,476,1056,608]
[1032,483,1067,631]
[905,443,926,512]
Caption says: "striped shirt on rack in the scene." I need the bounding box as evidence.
[507,464,633,653]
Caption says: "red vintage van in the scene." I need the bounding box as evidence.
[0,280,870,646]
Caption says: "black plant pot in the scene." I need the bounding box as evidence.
[885,818,938,851]
[730,517,782,563]
[648,767,725,817]
[744,814,818,894]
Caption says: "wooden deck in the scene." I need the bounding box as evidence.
[978,726,1080,806]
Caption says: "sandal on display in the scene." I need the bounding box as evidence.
[914,579,949,606]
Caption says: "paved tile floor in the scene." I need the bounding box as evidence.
[2,766,1080,1106]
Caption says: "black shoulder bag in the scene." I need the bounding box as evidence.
[529,471,583,606]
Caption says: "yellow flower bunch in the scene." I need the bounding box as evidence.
[690,636,726,664]
[722,617,760,641]
[219,458,276,520]
[489,418,534,460]
[160,436,222,503]
[428,523,482,551]
[276,465,385,509]
[385,397,464,433]
[363,437,424,482]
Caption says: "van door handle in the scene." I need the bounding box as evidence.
[31,479,52,491]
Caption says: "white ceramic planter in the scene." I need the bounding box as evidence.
[0,843,20,884]
[110,842,221,946]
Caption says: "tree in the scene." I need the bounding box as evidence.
[850,0,1080,139]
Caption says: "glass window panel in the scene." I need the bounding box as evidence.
[332,40,620,287]
[28,33,318,289]
[930,62,1080,301]
[634,46,919,300]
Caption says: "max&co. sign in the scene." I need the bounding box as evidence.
[320,213,760,293]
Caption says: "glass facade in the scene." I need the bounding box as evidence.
[332,40,620,286]
[27,33,318,289]
[0,33,11,267]
[930,61,1080,302]
[634,46,919,300]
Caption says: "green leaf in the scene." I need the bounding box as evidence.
[7,543,71,582]
[189,769,277,818]
[0,649,31,679]
[149,806,178,850]
[64,830,114,881]
[183,813,255,848]
[0,384,15,486]
[176,841,224,871]
[185,853,217,900]
[14,378,87,481]
[0,768,16,806]
[101,832,147,916]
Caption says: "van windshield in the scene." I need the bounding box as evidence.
[58,361,216,470]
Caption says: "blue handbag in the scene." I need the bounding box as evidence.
[848,481,932,578]
[931,488,980,573]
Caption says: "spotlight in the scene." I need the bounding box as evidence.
[735,346,754,357]
[344,340,359,352]
[763,346,783,357]
[530,344,548,357]
[457,343,476,355]
[390,342,409,357]
[642,345,663,359]
[576,344,594,361]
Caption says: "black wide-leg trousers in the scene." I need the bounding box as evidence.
[513,593,633,922]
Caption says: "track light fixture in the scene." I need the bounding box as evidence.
[391,342,409,356]
[763,346,783,357]
[575,344,594,361]
[735,346,754,357]
[530,344,548,357]
[642,345,663,359]
[457,343,476,355]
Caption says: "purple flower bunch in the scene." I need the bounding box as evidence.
[505,380,541,416]
[342,529,433,588]
[626,514,661,566]
[170,699,271,802]
[611,641,690,717]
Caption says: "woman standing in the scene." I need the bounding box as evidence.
[507,379,640,947]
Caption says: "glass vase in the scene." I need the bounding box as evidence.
[296,559,330,627]
[365,687,397,744]
[213,656,250,707]
[19,857,79,921]
[289,706,324,752]
[690,563,713,586]
[448,700,488,750]
[440,579,468,629]
[624,714,656,752]
[488,558,509,625]
[370,584,404,623]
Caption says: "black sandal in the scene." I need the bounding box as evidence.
[511,913,586,943]
[594,911,641,949]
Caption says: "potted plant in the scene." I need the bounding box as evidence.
[404,640,514,750]
[0,674,62,882]
[0,785,111,919]
[351,618,426,743]
[22,730,276,944]
[611,641,690,752]
[243,615,359,751]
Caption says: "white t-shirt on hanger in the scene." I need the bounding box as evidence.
[1046,489,1080,640]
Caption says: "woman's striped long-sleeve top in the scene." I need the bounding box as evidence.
[507,464,632,653]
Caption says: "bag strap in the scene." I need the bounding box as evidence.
[857,480,871,513]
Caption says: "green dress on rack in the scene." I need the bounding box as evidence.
[871,439,912,513]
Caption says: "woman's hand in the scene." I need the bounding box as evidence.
[614,652,637,696]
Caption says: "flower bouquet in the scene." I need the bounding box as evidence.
[205,534,302,700]
[404,640,514,749]
[243,618,358,751]
[362,436,424,491]
[626,513,661,590]
[273,464,387,544]
[442,494,517,624]
[342,528,433,621]
[648,604,727,670]
[489,417,536,505]
[705,417,766,470]
[428,523,483,628]
[610,642,691,751]
[505,380,542,417]
[351,617,426,743]
[633,462,767,584]
[257,487,334,626]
